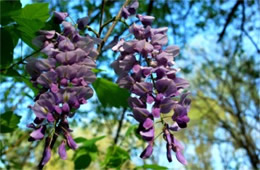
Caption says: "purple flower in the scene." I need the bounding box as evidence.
[27,11,99,167]
[77,16,89,30]
[66,134,78,150]
[58,141,67,160]
[112,4,191,164]
[160,97,175,113]
[39,30,56,39]
[54,11,68,23]
[137,14,155,26]
[172,137,187,165]
[140,143,153,159]
[121,0,139,19]
[122,7,130,19]
[41,146,51,166]
[29,125,45,141]
[132,82,153,96]
[155,79,177,97]
[139,127,154,141]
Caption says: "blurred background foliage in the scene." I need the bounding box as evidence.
[0,0,259,169]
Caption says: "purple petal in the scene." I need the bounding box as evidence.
[54,105,62,114]
[77,16,89,30]
[152,34,168,45]
[169,122,180,131]
[137,14,155,26]
[47,113,55,122]
[128,97,146,108]
[146,95,154,104]
[128,0,139,15]
[176,115,190,128]
[143,118,153,129]
[116,73,135,89]
[66,134,78,150]
[133,107,150,122]
[58,141,67,160]
[41,147,51,166]
[54,11,68,23]
[30,125,45,140]
[155,79,177,97]
[152,107,160,118]
[174,77,189,89]
[62,103,70,113]
[166,143,172,162]
[121,7,130,19]
[58,39,75,51]
[50,83,59,93]
[132,82,153,96]
[165,45,179,58]
[140,143,153,159]
[160,97,175,113]
[176,149,187,165]
[39,30,56,39]
[140,127,154,141]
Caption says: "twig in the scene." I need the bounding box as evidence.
[98,0,106,37]
[96,0,131,60]
[244,30,260,53]
[217,0,242,42]
[85,25,99,37]
[114,108,127,144]
[0,49,40,73]
[147,0,154,15]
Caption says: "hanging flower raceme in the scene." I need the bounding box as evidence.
[112,14,191,165]
[26,12,100,168]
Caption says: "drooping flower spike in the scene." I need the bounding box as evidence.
[26,12,99,168]
[112,11,191,165]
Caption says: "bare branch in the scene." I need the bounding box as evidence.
[217,0,242,42]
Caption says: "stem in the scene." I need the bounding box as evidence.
[85,25,99,37]
[0,49,41,73]
[38,118,62,169]
[96,0,131,60]
[144,55,156,88]
[114,108,127,144]
[98,0,106,37]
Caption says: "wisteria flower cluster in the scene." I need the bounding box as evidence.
[112,13,191,164]
[26,12,99,167]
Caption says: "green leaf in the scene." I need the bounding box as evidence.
[74,136,105,161]
[74,153,91,169]
[125,124,138,137]
[92,78,130,108]
[0,0,21,26]
[0,27,19,68]
[12,3,50,49]
[74,137,88,143]
[14,18,45,49]
[0,111,21,133]
[103,145,130,168]
[17,3,49,21]
[135,164,168,170]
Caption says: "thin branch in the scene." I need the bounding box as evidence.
[0,49,41,73]
[217,0,243,42]
[147,0,154,15]
[244,30,260,53]
[98,0,106,37]
[114,108,127,144]
[183,1,194,20]
[85,25,99,37]
[96,0,131,60]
